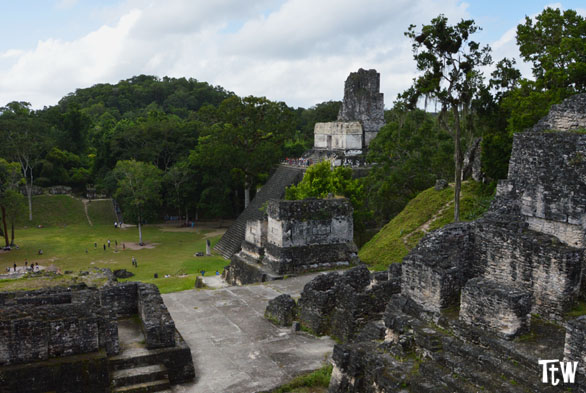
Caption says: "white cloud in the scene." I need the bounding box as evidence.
[1,0,472,109]
[56,0,79,10]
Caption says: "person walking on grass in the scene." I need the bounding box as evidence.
[132,256,137,267]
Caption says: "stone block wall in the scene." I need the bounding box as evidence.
[401,223,476,313]
[137,283,176,349]
[100,281,138,317]
[474,219,583,321]
[0,352,110,393]
[0,304,101,365]
[564,316,586,377]
[244,219,267,248]
[460,278,532,339]
[266,198,353,247]
[506,132,586,247]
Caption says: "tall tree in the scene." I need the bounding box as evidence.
[0,158,24,247]
[0,102,47,221]
[113,160,162,245]
[502,8,585,133]
[403,15,492,221]
[191,96,295,209]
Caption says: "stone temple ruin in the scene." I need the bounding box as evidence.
[265,94,586,392]
[224,198,358,285]
[313,68,385,162]
[0,271,194,393]
[215,68,385,260]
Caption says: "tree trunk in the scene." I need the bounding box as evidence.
[452,106,462,222]
[244,185,250,209]
[10,220,15,247]
[185,206,189,226]
[138,211,144,246]
[1,206,8,247]
[26,183,33,221]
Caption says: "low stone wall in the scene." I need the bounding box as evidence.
[137,283,175,349]
[0,304,101,365]
[100,281,138,317]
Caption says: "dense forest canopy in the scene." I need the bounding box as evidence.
[0,7,583,242]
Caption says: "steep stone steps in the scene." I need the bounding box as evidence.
[214,165,304,259]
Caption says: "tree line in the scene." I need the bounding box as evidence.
[0,7,583,246]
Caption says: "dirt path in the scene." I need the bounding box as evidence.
[81,199,93,226]
[402,200,453,248]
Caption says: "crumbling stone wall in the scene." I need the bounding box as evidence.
[0,276,194,392]
[530,93,586,132]
[138,283,176,349]
[296,264,401,342]
[0,285,118,366]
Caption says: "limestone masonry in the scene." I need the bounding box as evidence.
[269,93,586,392]
[0,272,195,393]
[224,198,358,285]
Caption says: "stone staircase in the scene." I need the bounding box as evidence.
[109,347,171,393]
[214,165,304,259]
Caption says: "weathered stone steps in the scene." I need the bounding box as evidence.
[109,347,167,371]
[416,361,480,393]
[214,165,304,259]
[111,364,168,387]
[112,378,170,393]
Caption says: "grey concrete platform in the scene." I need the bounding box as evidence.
[162,273,337,393]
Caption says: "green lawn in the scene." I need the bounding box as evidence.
[0,223,228,294]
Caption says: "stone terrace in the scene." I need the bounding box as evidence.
[162,273,336,393]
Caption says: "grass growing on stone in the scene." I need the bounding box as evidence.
[359,181,494,271]
[566,300,586,318]
[1,195,228,294]
[86,199,118,225]
[269,364,333,393]
[18,195,88,228]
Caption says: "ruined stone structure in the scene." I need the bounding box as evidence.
[266,94,586,392]
[0,277,195,393]
[214,165,305,259]
[313,68,385,156]
[224,198,358,285]
[215,69,383,260]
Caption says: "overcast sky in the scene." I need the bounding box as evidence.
[0,0,584,110]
